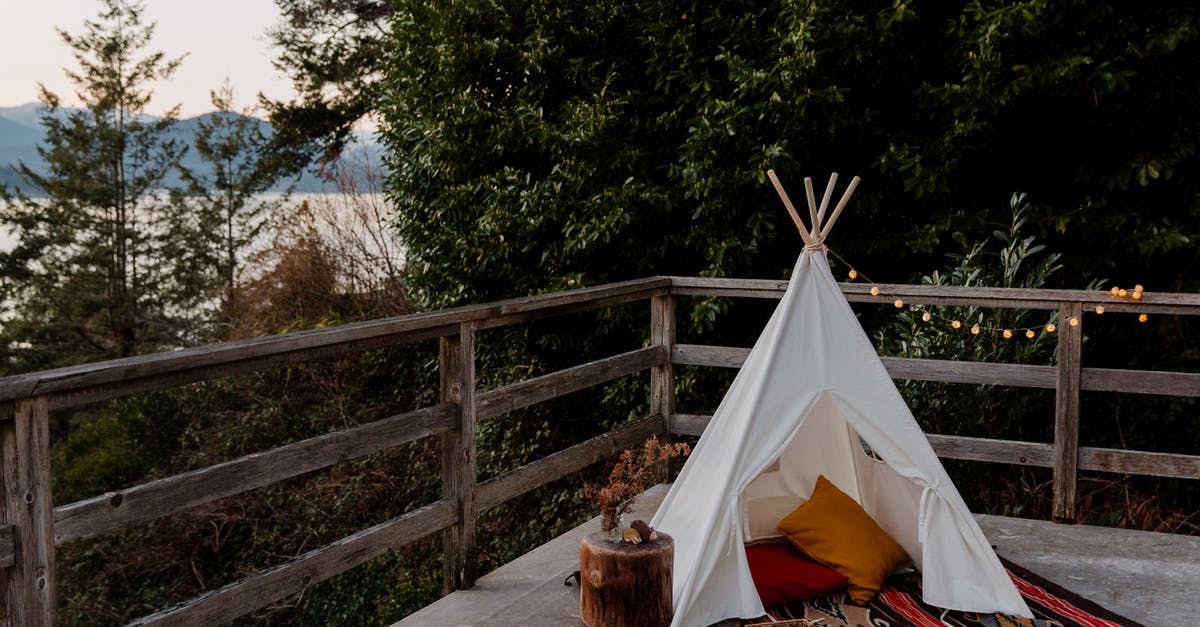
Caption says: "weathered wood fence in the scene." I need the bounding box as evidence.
[0,276,1196,625]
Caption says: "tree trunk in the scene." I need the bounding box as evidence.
[580,531,673,627]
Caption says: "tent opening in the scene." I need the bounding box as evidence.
[737,391,926,568]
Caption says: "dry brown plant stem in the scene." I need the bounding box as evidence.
[584,436,690,535]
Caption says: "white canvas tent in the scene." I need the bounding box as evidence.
[651,172,1032,627]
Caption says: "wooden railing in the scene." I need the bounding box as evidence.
[0,276,1196,625]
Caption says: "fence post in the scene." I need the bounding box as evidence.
[1053,303,1083,522]
[439,322,478,593]
[650,294,677,484]
[650,294,676,437]
[0,396,55,625]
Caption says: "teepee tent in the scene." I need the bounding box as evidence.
[651,172,1031,627]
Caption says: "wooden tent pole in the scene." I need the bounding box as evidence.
[803,177,820,240]
[819,176,861,240]
[766,170,817,247]
[816,172,838,228]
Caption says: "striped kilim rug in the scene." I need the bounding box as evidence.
[752,557,1145,627]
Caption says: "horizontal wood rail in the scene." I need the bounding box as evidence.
[129,498,458,626]
[52,403,458,546]
[477,416,664,512]
[673,344,1200,397]
[0,277,671,419]
[0,274,1195,625]
[476,347,666,421]
[668,276,1200,314]
[671,415,1200,480]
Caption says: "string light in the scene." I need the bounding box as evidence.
[1109,284,1149,326]
[830,249,1149,340]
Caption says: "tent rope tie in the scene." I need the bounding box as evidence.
[918,485,935,545]
[803,241,828,254]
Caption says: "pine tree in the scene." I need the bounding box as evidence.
[0,0,190,370]
[176,82,292,330]
[265,0,391,165]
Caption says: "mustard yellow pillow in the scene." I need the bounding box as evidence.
[776,475,910,603]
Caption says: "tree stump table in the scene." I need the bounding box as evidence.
[579,531,673,627]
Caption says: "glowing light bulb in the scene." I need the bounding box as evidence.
[1069,317,1080,327]
[1135,284,1144,292]
[971,325,981,335]
[1025,329,1036,339]
[1119,289,1128,297]
[1132,291,1142,301]
[848,269,858,280]
[921,312,931,322]
[870,286,879,296]
[1095,305,1105,314]
[1046,323,1057,333]
[1003,329,1013,339]
[1138,313,1148,323]
[1110,287,1120,296]
[951,320,962,329]
[894,299,904,308]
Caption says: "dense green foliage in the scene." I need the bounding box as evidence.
[380,0,1197,310]
[878,196,1066,436]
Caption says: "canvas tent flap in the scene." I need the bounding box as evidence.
[651,250,1032,626]
[919,494,1030,613]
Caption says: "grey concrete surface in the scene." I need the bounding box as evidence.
[977,513,1200,626]
[398,484,1198,626]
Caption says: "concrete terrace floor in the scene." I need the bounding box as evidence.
[399,484,1200,626]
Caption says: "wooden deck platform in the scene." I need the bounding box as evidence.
[399,484,1200,626]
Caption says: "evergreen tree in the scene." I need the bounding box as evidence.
[177,82,292,332]
[265,0,392,168]
[0,0,191,371]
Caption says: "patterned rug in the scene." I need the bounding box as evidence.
[750,557,1145,627]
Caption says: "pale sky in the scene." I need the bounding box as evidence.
[1,1,298,118]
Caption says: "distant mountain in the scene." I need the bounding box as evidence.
[0,103,383,196]
[0,115,41,147]
[0,103,59,129]
[0,107,46,195]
